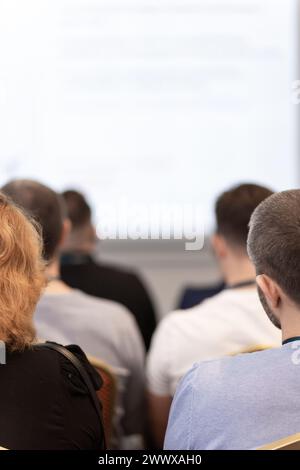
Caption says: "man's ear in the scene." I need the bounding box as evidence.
[59,218,72,249]
[256,274,280,309]
[211,233,227,259]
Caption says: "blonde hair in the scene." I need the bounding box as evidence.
[0,191,45,351]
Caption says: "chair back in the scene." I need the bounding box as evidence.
[88,355,118,448]
[230,345,273,356]
[258,433,300,450]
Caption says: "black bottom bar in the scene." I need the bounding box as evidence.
[0,450,298,466]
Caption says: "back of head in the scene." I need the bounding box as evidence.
[248,190,300,305]
[0,191,45,351]
[62,190,91,230]
[215,183,273,252]
[2,179,64,262]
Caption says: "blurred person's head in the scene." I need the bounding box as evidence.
[0,190,45,351]
[248,190,300,336]
[61,190,96,253]
[211,183,273,285]
[2,179,68,264]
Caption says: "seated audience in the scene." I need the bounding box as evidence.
[2,180,145,449]
[165,189,300,449]
[60,189,157,350]
[0,191,103,450]
[147,183,281,448]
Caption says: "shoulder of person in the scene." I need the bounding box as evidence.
[63,343,103,390]
[94,260,139,282]
[73,289,134,319]
[182,345,281,390]
[182,288,257,315]
[34,342,102,392]
[159,294,225,329]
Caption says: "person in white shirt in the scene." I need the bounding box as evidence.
[146,183,281,448]
[2,179,145,449]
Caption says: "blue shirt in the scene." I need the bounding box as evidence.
[164,342,300,450]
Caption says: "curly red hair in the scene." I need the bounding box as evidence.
[0,192,45,351]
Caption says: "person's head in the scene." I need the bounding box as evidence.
[61,190,96,253]
[248,190,300,330]
[0,191,45,351]
[212,183,273,280]
[2,179,67,263]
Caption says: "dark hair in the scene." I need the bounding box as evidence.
[248,189,300,305]
[62,190,91,229]
[215,183,273,249]
[2,179,64,261]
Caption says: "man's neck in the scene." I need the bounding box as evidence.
[45,258,72,294]
[63,246,92,255]
[63,226,95,254]
[280,305,300,343]
[222,256,256,288]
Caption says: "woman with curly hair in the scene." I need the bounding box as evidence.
[0,191,104,450]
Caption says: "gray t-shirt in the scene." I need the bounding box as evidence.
[165,341,300,450]
[34,289,145,441]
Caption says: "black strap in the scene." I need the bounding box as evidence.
[37,342,106,450]
[226,280,256,290]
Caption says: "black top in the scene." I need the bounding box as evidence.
[178,283,225,310]
[0,344,103,450]
[61,253,157,350]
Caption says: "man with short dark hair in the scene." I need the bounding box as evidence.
[2,180,145,449]
[2,179,65,262]
[165,189,300,450]
[147,183,281,448]
[60,189,157,350]
[215,183,272,248]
